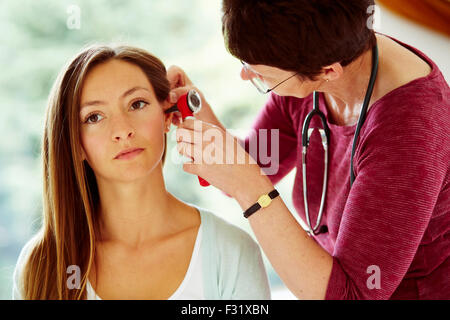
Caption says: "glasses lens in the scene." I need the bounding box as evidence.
[250,77,270,94]
[241,62,270,94]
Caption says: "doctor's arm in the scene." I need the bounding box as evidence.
[232,103,445,299]
[177,99,444,300]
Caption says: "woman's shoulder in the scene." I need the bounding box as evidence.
[14,235,39,272]
[190,204,259,250]
[190,205,270,299]
[12,234,41,299]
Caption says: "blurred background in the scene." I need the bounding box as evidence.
[0,0,448,300]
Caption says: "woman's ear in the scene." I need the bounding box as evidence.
[163,100,174,132]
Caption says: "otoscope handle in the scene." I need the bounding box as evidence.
[198,177,210,187]
[177,92,210,187]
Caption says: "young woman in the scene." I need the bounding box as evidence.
[12,44,271,300]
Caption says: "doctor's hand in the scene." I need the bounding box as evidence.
[175,118,273,200]
[166,65,225,130]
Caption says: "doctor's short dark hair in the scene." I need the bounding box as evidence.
[222,0,377,80]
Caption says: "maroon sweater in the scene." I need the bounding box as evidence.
[242,38,450,299]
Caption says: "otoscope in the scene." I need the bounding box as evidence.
[165,90,210,187]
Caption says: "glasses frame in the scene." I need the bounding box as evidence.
[240,61,300,94]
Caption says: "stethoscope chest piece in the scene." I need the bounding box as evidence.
[301,92,330,236]
[301,44,379,236]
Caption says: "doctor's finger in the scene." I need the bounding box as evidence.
[169,86,192,104]
[166,65,192,89]
[178,118,206,132]
[176,127,196,144]
[172,113,182,127]
[176,141,195,159]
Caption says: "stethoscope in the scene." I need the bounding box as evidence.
[301,44,379,236]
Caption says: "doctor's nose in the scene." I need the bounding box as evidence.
[240,67,249,81]
[240,67,253,81]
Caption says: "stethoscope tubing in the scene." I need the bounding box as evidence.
[350,45,379,186]
[301,45,379,235]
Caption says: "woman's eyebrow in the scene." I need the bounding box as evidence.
[80,86,151,110]
[121,86,151,99]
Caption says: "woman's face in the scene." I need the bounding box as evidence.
[240,63,321,98]
[79,59,171,182]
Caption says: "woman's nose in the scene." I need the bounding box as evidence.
[112,118,135,142]
[114,131,134,141]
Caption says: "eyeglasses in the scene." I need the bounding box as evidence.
[240,61,299,94]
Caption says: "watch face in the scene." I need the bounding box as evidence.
[187,90,202,113]
[257,194,271,208]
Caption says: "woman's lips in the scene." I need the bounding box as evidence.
[114,148,144,160]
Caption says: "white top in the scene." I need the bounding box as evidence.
[13,206,271,300]
[86,223,204,300]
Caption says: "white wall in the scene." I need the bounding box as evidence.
[375,4,450,83]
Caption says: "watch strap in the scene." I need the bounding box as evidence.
[243,189,279,218]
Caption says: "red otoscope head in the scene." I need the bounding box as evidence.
[164,89,210,187]
[164,89,202,120]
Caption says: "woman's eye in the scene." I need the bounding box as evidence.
[131,100,148,110]
[84,113,103,124]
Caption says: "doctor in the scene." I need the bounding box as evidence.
[166,0,450,299]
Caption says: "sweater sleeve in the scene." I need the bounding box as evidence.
[240,93,299,185]
[325,91,450,299]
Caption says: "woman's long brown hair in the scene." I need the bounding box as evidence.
[20,44,171,299]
